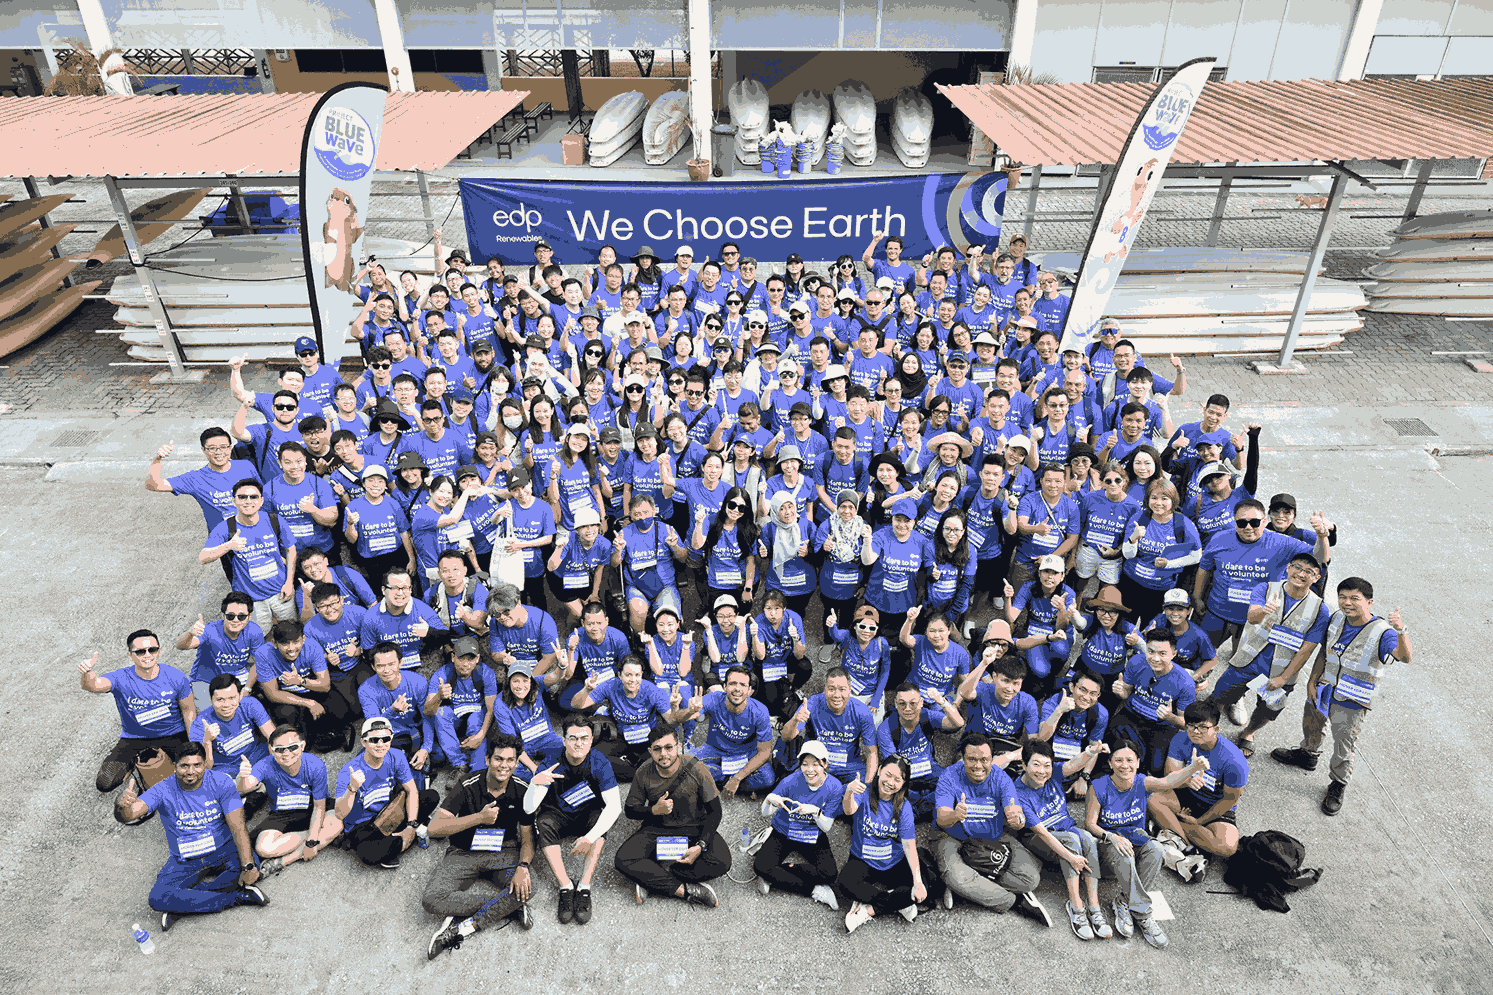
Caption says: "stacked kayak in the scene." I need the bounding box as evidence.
[891,89,933,168]
[1364,210,1493,316]
[727,78,769,165]
[790,89,831,167]
[588,91,648,167]
[832,81,877,167]
[643,91,690,165]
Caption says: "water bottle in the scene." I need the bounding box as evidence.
[416,824,430,849]
[132,923,155,955]
[740,821,751,850]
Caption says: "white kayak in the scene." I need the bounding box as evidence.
[1364,280,1493,299]
[1033,248,1322,278]
[1363,259,1493,283]
[117,326,329,349]
[1390,210,1493,240]
[643,91,691,165]
[139,233,435,279]
[791,90,831,165]
[589,91,648,166]
[892,89,934,147]
[113,304,315,327]
[890,128,927,169]
[728,79,769,135]
[833,81,876,136]
[1373,238,1493,263]
[1366,296,1493,316]
[1100,278,1365,318]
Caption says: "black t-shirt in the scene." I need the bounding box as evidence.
[438,772,533,852]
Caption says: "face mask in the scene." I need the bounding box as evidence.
[503,415,523,430]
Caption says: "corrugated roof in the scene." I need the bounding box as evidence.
[0,90,529,177]
[937,77,1493,167]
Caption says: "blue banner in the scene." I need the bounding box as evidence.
[459,173,1005,264]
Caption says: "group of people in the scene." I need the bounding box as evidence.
[90,231,1413,953]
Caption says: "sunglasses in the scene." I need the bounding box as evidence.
[234,492,262,500]
[1235,518,1263,528]
[371,362,393,370]
[1102,476,1125,485]
[625,386,645,394]
[855,623,878,632]
[686,389,705,397]
[748,322,766,330]
[363,735,393,744]
[668,379,685,387]
[130,646,161,656]
[378,417,400,426]
[779,372,796,380]
[727,501,747,511]
[722,250,739,256]
[585,350,604,357]
[274,403,298,411]
[727,299,743,305]
[271,742,303,754]
[297,350,318,357]
[223,612,250,621]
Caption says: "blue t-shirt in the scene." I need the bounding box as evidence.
[359,600,447,670]
[1123,511,1201,591]
[1079,490,1141,552]
[191,621,265,685]
[908,635,972,703]
[249,752,330,814]
[1166,730,1248,810]
[1119,658,1198,726]
[829,628,891,703]
[190,696,271,766]
[1031,293,1071,335]
[867,528,933,614]
[969,685,1040,740]
[769,771,845,844]
[593,678,672,746]
[552,533,614,596]
[874,708,946,781]
[304,604,368,674]
[757,520,816,596]
[1076,621,1136,676]
[1012,771,1077,832]
[107,665,191,739]
[141,769,243,860]
[869,258,916,298]
[205,515,288,602]
[1091,774,1152,845]
[1199,531,1313,624]
[169,460,262,530]
[489,608,560,668]
[357,672,433,750]
[701,689,774,760]
[493,695,562,758]
[802,694,876,775]
[336,749,416,827]
[1142,620,1219,673]
[507,498,557,577]
[850,793,916,871]
[399,429,474,481]
[429,662,500,722]
[1039,694,1109,764]
[571,627,633,683]
[934,761,1016,841]
[263,473,339,553]
[1014,491,1081,564]
[702,521,751,590]
[346,495,410,560]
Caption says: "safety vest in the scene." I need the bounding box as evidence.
[1226,581,1322,677]
[1320,613,1395,709]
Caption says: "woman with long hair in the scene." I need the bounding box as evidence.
[864,452,910,530]
[1004,553,1078,700]
[838,756,935,932]
[1121,445,1163,506]
[693,485,758,608]
[913,470,962,541]
[892,290,921,349]
[832,254,867,303]
[548,423,605,532]
[491,664,564,782]
[629,245,665,313]
[927,508,976,630]
[522,394,562,497]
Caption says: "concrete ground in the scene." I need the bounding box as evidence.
[1,173,1490,991]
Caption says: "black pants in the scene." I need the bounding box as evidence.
[614,829,730,895]
[754,655,812,719]
[267,692,345,751]
[1117,575,1167,630]
[593,737,649,783]
[346,788,440,866]
[329,661,375,733]
[753,829,839,895]
[249,809,312,849]
[522,573,547,610]
[821,594,858,642]
[878,610,911,689]
[836,847,941,915]
[1109,713,1177,777]
[96,734,189,792]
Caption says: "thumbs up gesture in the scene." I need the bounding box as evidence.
[346,510,360,527]
[298,495,316,513]
[1389,607,1405,633]
[191,614,206,638]
[203,722,220,741]
[349,767,366,790]
[848,773,866,796]
[1189,748,1210,773]
[1057,685,1075,714]
[239,755,253,778]
[953,792,969,822]
[413,620,430,638]
[227,533,249,553]
[652,791,674,815]
[156,440,176,461]
[439,680,453,701]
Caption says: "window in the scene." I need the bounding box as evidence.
[295,50,388,74]
[408,51,485,74]
[1093,66,1229,84]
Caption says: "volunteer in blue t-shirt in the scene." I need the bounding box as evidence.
[201,479,298,634]
[781,668,879,784]
[754,741,845,908]
[81,631,194,795]
[336,715,441,869]
[1010,740,1108,940]
[236,725,340,875]
[1147,700,1249,860]
[146,428,261,534]
[1110,629,1197,776]
[423,637,499,774]
[1194,498,1329,642]
[875,681,965,815]
[190,675,273,772]
[957,638,1040,742]
[680,667,776,794]
[177,592,265,709]
[115,743,268,923]
[574,656,684,781]
[838,756,936,932]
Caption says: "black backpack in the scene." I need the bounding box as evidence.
[225,511,286,554]
[1218,830,1322,913]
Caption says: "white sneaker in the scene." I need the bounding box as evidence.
[1110,897,1134,939]
[941,887,955,911]
[1226,698,1249,726]
[898,904,918,923]
[634,883,647,905]
[756,878,770,896]
[1179,854,1208,883]
[1137,913,1170,949]
[845,902,873,934]
[811,885,839,911]
[1066,901,1095,940]
[1087,905,1113,939]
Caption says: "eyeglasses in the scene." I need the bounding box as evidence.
[1234,518,1263,528]
[233,492,262,501]
[779,373,796,380]
[203,444,232,453]
[726,501,747,511]
[274,403,298,411]
[271,742,303,754]
[130,646,161,656]
[223,612,250,621]
[1185,722,1217,732]
[385,584,412,593]
[363,735,393,744]
[371,362,393,370]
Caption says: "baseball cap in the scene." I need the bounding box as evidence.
[471,339,495,354]
[581,304,601,320]
[1269,492,1297,511]
[713,593,739,612]
[535,240,552,251]
[876,276,895,290]
[360,716,393,737]
[675,244,694,258]
[756,339,781,355]
[362,463,389,480]
[624,311,648,325]
[294,335,318,354]
[798,741,830,765]
[564,422,592,439]
[789,299,811,314]
[507,659,535,678]
[1162,588,1191,607]
[450,386,474,404]
[1038,554,1065,574]
[889,496,919,520]
[746,309,768,324]
[507,467,532,489]
[945,350,970,365]
[790,402,813,419]
[455,465,481,481]
[599,427,623,444]
[836,288,857,302]
[1006,435,1031,453]
[713,336,733,351]
[524,333,546,350]
[451,636,481,658]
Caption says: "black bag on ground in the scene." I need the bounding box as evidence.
[959,837,1012,882]
[1219,829,1323,913]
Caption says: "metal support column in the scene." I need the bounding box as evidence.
[416,170,436,240]
[1252,172,1346,375]
[251,49,276,93]
[1023,164,1042,242]
[21,176,71,288]
[226,176,254,235]
[1205,162,1237,246]
[103,176,201,381]
[1402,159,1435,221]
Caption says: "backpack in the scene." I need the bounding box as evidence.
[959,837,1013,882]
[1137,509,1187,546]
[1218,830,1322,913]
[431,576,481,631]
[225,511,286,553]
[887,714,937,753]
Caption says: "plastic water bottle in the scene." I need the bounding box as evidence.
[416,824,430,849]
[740,821,751,850]
[132,923,155,955]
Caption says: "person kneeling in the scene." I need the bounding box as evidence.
[754,741,844,909]
[616,724,729,908]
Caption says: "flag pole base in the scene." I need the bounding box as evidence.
[1246,360,1308,376]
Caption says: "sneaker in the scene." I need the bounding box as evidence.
[683,882,718,908]
[557,886,575,924]
[159,910,180,932]
[379,855,401,869]
[898,904,918,923]
[1012,892,1052,928]
[1066,901,1095,940]
[634,883,647,906]
[1271,746,1319,771]
[941,887,955,911]
[844,902,873,934]
[756,878,771,896]
[238,885,269,907]
[1110,897,1134,939]
[258,857,284,877]
[573,888,593,925]
[1179,854,1209,883]
[1225,698,1249,726]
[1136,913,1170,949]
[1321,779,1346,815]
[811,884,839,911]
[427,916,463,960]
[1087,905,1113,939]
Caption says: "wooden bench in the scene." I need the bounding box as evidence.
[501,101,525,126]
[141,81,181,96]
[492,120,529,160]
[522,100,553,136]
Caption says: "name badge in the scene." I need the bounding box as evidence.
[1051,738,1081,760]
[247,558,279,582]
[721,752,750,776]
[860,838,895,861]
[276,791,311,811]
[883,575,908,593]
[471,827,506,851]
[1040,809,1067,829]
[454,703,481,717]
[1133,562,1158,581]
[563,570,590,589]
[964,797,997,821]
[909,756,933,778]
[1227,585,1252,604]
[444,520,475,544]
[368,532,398,553]
[780,568,806,586]
[1268,625,1305,651]
[221,727,254,754]
[825,745,849,768]
[561,781,597,808]
[289,521,314,539]
[401,650,422,669]
[715,567,743,586]
[762,661,787,682]
[362,784,392,808]
[134,703,172,726]
[1027,621,1054,640]
[786,818,819,844]
[178,833,216,859]
[518,718,550,743]
[1333,672,1377,707]
[832,565,861,585]
[656,835,689,862]
[1197,770,1219,794]
[621,723,650,745]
